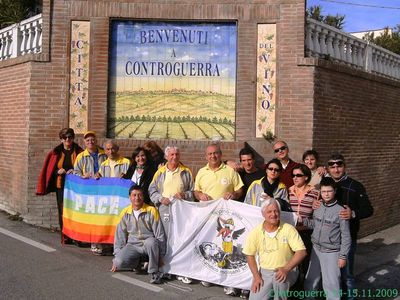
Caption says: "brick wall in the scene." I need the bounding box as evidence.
[0,63,31,215]
[11,0,313,229]
[311,62,400,236]
[4,0,397,236]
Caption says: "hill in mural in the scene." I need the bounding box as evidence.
[108,90,235,140]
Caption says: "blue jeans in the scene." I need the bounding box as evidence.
[341,239,357,300]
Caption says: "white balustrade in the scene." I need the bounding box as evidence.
[2,14,398,80]
[0,14,42,61]
[306,18,400,80]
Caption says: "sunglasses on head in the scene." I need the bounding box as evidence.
[62,135,74,140]
[292,174,305,178]
[274,146,287,153]
[328,160,344,167]
[267,167,281,172]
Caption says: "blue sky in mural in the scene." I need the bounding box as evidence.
[307,0,400,33]
[109,21,237,79]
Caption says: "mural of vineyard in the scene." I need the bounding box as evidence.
[108,90,235,140]
[108,21,237,141]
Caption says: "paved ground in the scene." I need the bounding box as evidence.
[0,210,399,299]
[354,224,400,299]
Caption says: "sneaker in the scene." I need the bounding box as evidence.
[177,276,192,284]
[181,277,192,284]
[224,287,238,296]
[90,246,102,255]
[150,273,162,284]
[201,281,212,287]
[91,244,103,255]
[240,289,250,299]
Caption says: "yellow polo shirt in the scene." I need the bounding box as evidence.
[243,222,305,270]
[194,163,243,199]
[162,166,184,198]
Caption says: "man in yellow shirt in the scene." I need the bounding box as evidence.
[98,140,130,178]
[74,131,107,178]
[243,199,306,300]
[194,142,243,294]
[149,145,194,283]
[194,143,243,201]
[149,146,194,237]
[94,140,130,255]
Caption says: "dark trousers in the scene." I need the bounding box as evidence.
[56,188,64,230]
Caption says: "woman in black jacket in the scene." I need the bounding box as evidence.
[124,146,157,205]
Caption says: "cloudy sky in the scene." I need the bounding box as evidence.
[307,0,400,33]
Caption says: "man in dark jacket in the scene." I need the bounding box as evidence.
[327,153,373,300]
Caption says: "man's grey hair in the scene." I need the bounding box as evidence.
[206,142,222,154]
[104,139,119,150]
[261,198,281,214]
[272,140,288,149]
[164,145,179,157]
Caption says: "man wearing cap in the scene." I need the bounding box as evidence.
[325,153,373,300]
[74,131,107,178]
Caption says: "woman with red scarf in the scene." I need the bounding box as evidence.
[36,128,83,243]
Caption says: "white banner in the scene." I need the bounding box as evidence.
[161,199,297,289]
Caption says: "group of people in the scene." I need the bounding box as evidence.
[36,128,373,299]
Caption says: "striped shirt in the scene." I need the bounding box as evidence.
[289,185,320,219]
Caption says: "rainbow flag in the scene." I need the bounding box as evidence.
[63,175,133,243]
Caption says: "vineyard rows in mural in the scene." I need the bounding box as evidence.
[109,90,235,140]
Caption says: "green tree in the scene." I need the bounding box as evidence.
[306,5,323,22]
[324,14,345,30]
[306,5,345,30]
[0,0,39,29]
[363,26,400,55]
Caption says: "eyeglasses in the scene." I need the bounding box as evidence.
[267,167,281,172]
[328,160,344,167]
[321,190,335,194]
[292,174,305,178]
[62,135,74,140]
[274,146,287,153]
[262,232,279,253]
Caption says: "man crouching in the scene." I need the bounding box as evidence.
[111,185,166,284]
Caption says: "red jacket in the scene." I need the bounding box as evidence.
[279,159,299,188]
[36,143,83,195]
